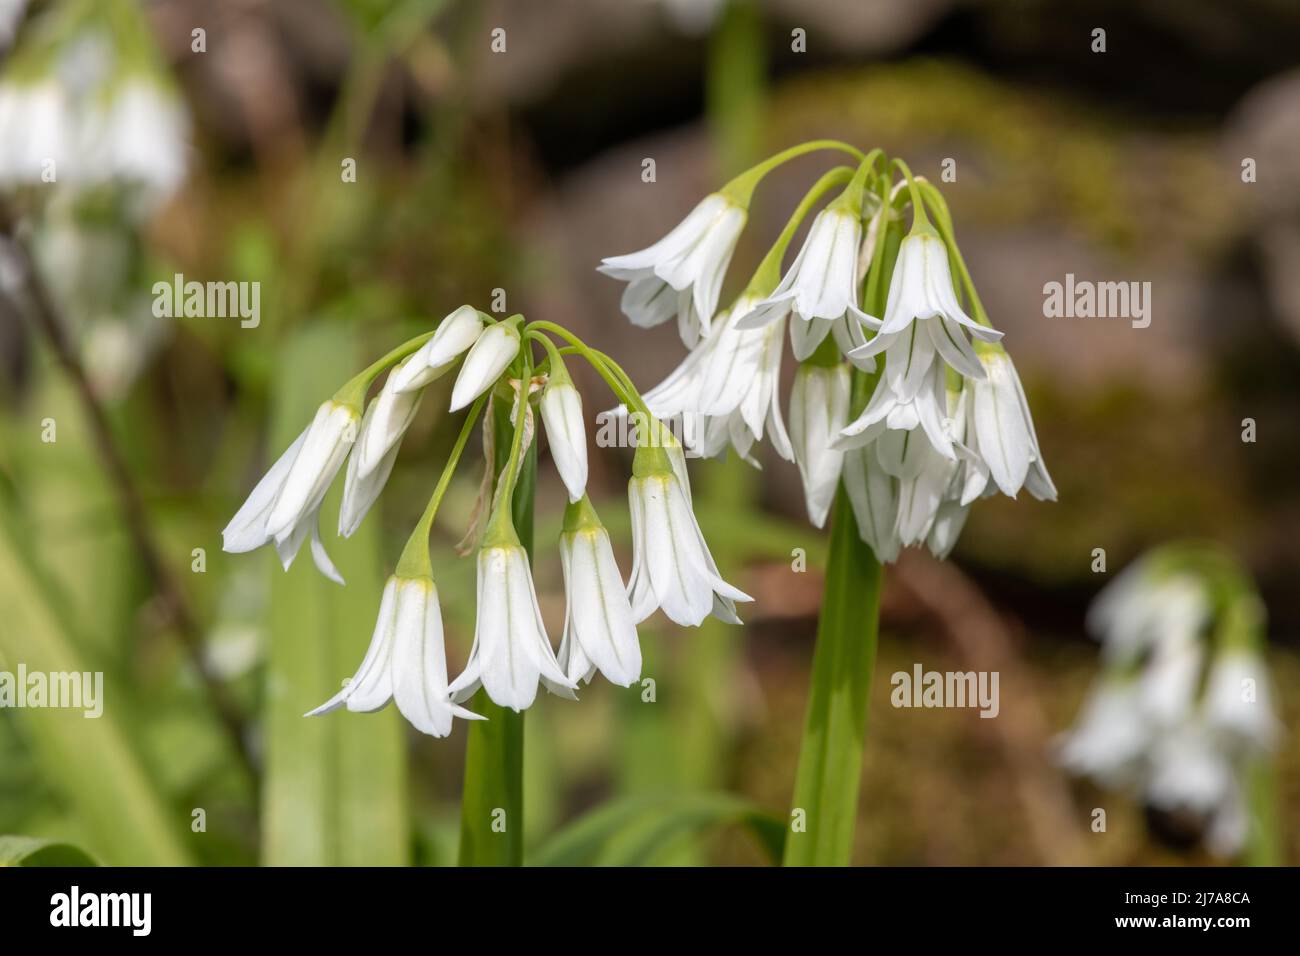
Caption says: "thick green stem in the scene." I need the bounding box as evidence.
[457,392,537,866]
[782,488,883,866]
[1245,759,1282,866]
[706,0,765,179]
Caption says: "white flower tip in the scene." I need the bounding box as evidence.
[303,690,347,718]
[851,307,884,330]
[712,600,744,625]
[452,703,487,722]
[545,681,580,701]
[220,527,254,553]
[728,585,755,604]
[846,353,877,373]
[734,300,783,330]
[602,669,637,689]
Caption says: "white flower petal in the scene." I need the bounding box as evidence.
[265,401,358,540]
[391,306,484,393]
[449,323,520,412]
[788,364,849,528]
[223,426,309,553]
[307,578,400,716]
[972,352,1032,497]
[541,383,588,503]
[842,444,900,562]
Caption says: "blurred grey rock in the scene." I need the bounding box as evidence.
[767,0,957,54]
[1226,68,1300,346]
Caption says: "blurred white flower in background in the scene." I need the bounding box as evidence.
[82,80,189,201]
[0,0,191,396]
[0,0,26,49]
[0,4,188,206]
[0,82,75,184]
[1057,678,1151,788]
[1204,648,1280,748]
[1057,548,1280,858]
[650,0,726,36]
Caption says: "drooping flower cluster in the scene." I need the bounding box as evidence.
[1057,546,1280,858]
[0,0,188,205]
[599,142,1054,562]
[224,308,748,735]
[0,0,190,398]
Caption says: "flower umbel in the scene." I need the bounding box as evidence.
[224,307,746,736]
[601,145,1053,564]
[1058,545,1281,859]
[595,140,1061,867]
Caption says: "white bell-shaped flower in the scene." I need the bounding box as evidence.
[223,400,358,584]
[641,294,792,465]
[787,363,850,529]
[552,497,642,688]
[390,305,484,393]
[1203,649,1279,750]
[448,539,575,711]
[626,428,752,626]
[961,349,1056,501]
[540,374,588,504]
[599,193,746,346]
[1055,678,1150,788]
[449,321,520,412]
[739,207,880,352]
[841,443,901,562]
[307,576,481,737]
